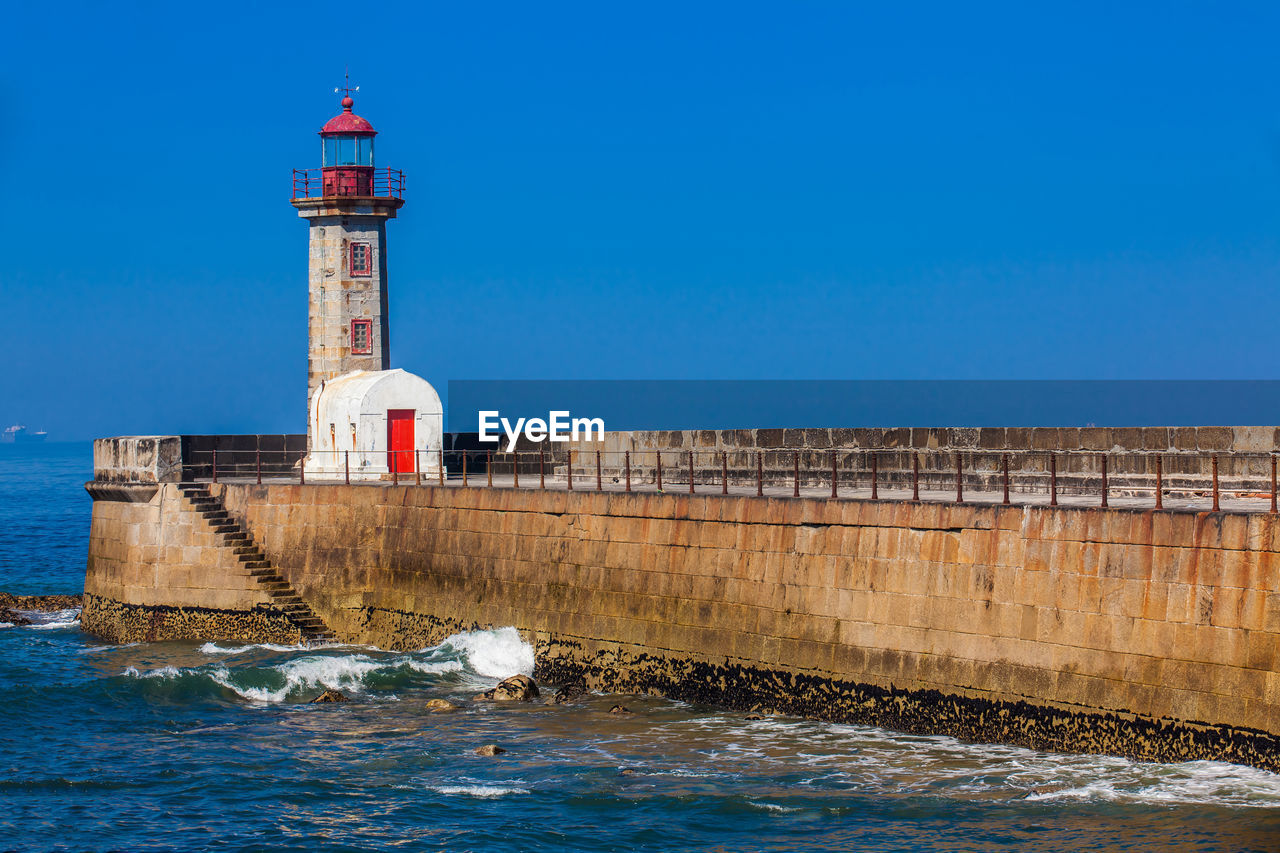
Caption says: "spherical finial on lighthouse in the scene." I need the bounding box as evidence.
[341,95,354,110]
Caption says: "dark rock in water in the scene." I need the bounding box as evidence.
[0,609,33,626]
[474,744,506,756]
[608,704,632,715]
[475,674,539,702]
[0,592,81,612]
[425,698,458,713]
[619,767,636,776]
[548,682,586,705]
[745,714,763,721]
[312,689,349,703]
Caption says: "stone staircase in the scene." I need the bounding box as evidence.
[177,483,335,643]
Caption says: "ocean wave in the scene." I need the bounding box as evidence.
[427,784,530,798]
[437,626,534,679]
[199,641,311,656]
[9,607,82,631]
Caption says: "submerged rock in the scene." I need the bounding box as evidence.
[475,674,539,702]
[0,609,33,626]
[474,744,506,756]
[312,689,349,703]
[547,682,586,705]
[425,698,458,713]
[0,593,81,612]
[608,704,632,715]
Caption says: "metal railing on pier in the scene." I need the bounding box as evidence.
[182,447,1280,514]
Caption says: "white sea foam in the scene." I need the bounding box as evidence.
[20,608,81,630]
[211,654,386,703]
[750,802,801,813]
[123,665,185,679]
[199,642,309,655]
[428,784,529,798]
[438,627,534,679]
[0,622,12,629]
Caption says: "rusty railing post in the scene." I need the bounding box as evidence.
[299,453,305,485]
[1272,455,1277,514]
[1002,453,1010,505]
[831,450,838,499]
[212,448,218,484]
[1049,453,1057,507]
[722,451,729,495]
[568,450,574,491]
[540,449,545,490]
[1100,454,1108,508]
[462,451,468,487]
[955,452,963,503]
[438,448,444,486]
[513,452,520,489]
[756,452,763,497]
[870,452,878,500]
[488,450,493,487]
[256,449,262,485]
[345,450,350,486]
[1212,454,1219,511]
[912,453,920,502]
[793,451,800,498]
[657,451,663,491]
[415,449,421,486]
[392,447,399,486]
[625,451,631,492]
[689,451,695,495]
[597,450,603,491]
[1155,454,1163,510]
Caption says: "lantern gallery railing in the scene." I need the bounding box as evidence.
[181,448,1280,514]
[290,167,405,200]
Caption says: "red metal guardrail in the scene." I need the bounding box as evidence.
[291,167,405,200]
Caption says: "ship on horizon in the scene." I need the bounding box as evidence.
[2,425,48,444]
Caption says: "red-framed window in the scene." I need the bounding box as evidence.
[351,319,373,354]
[349,242,372,277]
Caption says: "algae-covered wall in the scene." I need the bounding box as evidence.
[172,482,1280,769]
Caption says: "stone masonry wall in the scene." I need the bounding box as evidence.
[82,484,302,644]
[562,426,1280,493]
[186,482,1280,770]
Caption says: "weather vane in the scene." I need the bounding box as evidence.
[335,66,359,99]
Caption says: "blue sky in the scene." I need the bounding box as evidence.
[4,2,1280,439]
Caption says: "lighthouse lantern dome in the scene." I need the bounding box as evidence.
[320,95,377,167]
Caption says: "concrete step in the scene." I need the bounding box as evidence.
[201,511,230,521]
[222,532,249,542]
[242,560,271,569]
[247,567,279,578]
[211,524,239,534]
[233,546,258,556]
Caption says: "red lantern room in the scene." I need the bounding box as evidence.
[320,95,377,196]
[292,87,404,201]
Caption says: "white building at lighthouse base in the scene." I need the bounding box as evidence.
[303,369,444,480]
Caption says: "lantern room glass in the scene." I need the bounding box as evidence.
[323,136,374,167]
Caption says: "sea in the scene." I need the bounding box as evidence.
[3,442,1280,851]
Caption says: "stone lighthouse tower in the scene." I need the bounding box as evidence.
[291,89,405,411]
[294,86,443,481]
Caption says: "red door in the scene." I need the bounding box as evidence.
[387,410,415,474]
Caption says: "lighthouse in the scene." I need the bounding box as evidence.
[291,88,404,405]
[294,86,442,479]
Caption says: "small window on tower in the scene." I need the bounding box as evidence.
[351,320,372,355]
[350,242,372,277]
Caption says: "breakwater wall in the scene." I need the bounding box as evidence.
[83,443,1280,770]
